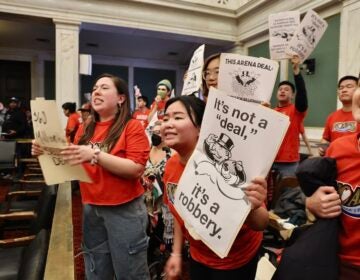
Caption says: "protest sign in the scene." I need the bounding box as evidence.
[286,10,328,62]
[181,44,205,96]
[145,111,159,145]
[217,53,279,104]
[31,98,92,185]
[173,88,289,258]
[269,11,300,60]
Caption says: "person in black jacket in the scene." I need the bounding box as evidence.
[2,97,27,140]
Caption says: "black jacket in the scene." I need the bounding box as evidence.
[272,157,339,280]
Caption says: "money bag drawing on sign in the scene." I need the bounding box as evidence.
[194,133,248,202]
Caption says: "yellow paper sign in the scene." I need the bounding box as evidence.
[31,98,92,185]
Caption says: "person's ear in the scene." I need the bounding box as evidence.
[117,94,126,106]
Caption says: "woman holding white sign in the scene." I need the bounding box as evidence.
[32,73,150,280]
[162,95,268,280]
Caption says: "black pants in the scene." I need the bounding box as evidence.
[189,253,259,280]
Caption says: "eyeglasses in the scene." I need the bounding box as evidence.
[202,69,219,80]
[338,84,356,90]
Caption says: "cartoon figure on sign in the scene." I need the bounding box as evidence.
[231,70,259,98]
[297,25,316,45]
[194,133,247,201]
[272,31,294,42]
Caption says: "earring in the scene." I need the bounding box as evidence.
[117,101,122,108]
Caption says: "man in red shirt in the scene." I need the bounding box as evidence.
[132,96,150,128]
[272,56,308,177]
[148,79,172,121]
[306,85,360,279]
[318,75,360,156]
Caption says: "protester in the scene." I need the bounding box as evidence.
[272,55,308,177]
[162,96,268,280]
[133,96,151,128]
[318,75,360,156]
[142,120,174,251]
[148,79,172,121]
[78,102,92,129]
[201,53,220,102]
[1,97,27,140]
[32,73,150,280]
[62,102,80,143]
[305,84,360,279]
[0,102,7,135]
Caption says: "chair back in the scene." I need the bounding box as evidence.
[0,140,17,170]
[17,229,50,280]
[30,185,57,234]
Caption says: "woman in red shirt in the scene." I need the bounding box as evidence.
[33,74,150,279]
[162,95,268,280]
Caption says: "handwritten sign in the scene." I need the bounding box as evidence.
[217,53,279,104]
[31,98,92,185]
[181,44,205,96]
[269,11,300,60]
[286,10,328,62]
[173,88,289,258]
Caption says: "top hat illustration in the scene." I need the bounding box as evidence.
[217,133,234,151]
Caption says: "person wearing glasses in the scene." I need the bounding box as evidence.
[201,53,220,102]
[318,75,360,156]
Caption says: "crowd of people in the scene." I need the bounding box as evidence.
[19,51,360,280]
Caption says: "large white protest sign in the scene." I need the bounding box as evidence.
[269,11,300,60]
[31,98,92,185]
[181,44,205,96]
[286,10,328,62]
[217,53,279,104]
[174,88,289,258]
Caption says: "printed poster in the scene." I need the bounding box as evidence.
[181,44,205,96]
[172,88,289,258]
[269,11,300,60]
[286,9,328,62]
[217,53,279,104]
[31,98,92,185]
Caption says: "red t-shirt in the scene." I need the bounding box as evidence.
[66,112,80,143]
[326,133,360,266]
[163,153,263,270]
[275,104,306,162]
[322,109,360,142]
[150,100,167,120]
[74,119,150,205]
[132,108,150,128]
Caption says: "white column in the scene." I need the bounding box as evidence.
[338,0,360,108]
[227,42,247,55]
[31,55,45,99]
[53,18,81,126]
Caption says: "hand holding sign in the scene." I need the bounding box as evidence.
[31,98,92,185]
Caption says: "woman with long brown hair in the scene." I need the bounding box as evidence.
[33,73,150,279]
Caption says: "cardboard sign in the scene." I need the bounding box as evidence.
[286,10,328,62]
[217,53,279,104]
[269,11,300,60]
[181,44,205,96]
[173,88,289,258]
[31,98,92,185]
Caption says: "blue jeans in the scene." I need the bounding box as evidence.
[82,196,150,280]
[272,162,299,178]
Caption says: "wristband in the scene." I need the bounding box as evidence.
[90,147,101,165]
[170,253,182,258]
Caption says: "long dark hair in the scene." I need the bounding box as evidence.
[78,73,131,152]
[164,95,205,128]
[202,53,220,98]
